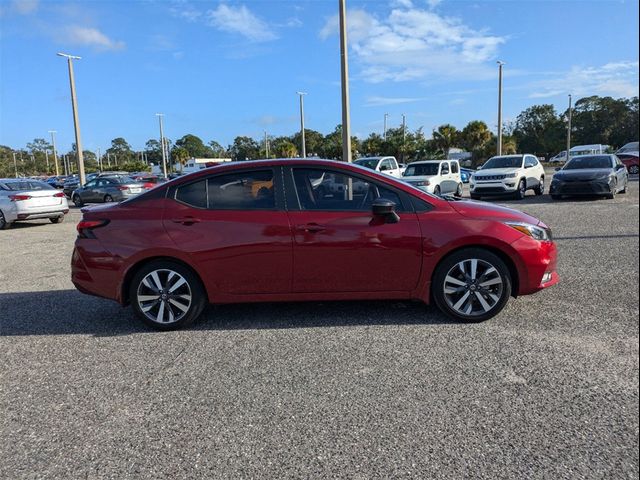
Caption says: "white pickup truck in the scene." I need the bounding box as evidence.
[354,156,404,178]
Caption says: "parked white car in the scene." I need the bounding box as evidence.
[470,154,546,200]
[354,156,404,178]
[550,144,613,164]
[402,160,463,196]
[0,178,69,229]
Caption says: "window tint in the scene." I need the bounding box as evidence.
[85,180,97,188]
[380,159,394,171]
[525,156,538,167]
[451,162,459,174]
[208,170,275,210]
[441,163,450,175]
[292,168,404,212]
[176,180,207,208]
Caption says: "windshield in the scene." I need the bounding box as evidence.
[404,164,440,176]
[354,158,379,170]
[0,181,54,191]
[618,142,639,153]
[110,176,137,184]
[563,156,612,170]
[482,156,523,169]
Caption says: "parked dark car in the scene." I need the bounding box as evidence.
[550,154,629,200]
[72,175,147,206]
[72,159,558,330]
[460,168,474,184]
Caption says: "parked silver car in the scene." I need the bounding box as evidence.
[71,175,147,206]
[0,179,69,229]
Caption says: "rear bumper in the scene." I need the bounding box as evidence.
[16,209,68,220]
[71,243,123,303]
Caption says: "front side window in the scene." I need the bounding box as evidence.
[440,163,450,175]
[292,168,404,212]
[176,180,207,208]
[208,170,275,210]
[451,162,459,174]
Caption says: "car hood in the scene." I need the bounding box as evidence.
[449,199,543,226]
[403,175,435,182]
[554,168,612,181]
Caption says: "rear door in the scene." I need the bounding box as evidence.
[285,166,423,294]
[163,168,293,295]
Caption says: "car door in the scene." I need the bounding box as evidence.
[614,156,627,187]
[285,166,423,294]
[162,168,293,295]
[524,156,539,188]
[450,161,461,191]
[439,162,452,193]
[80,180,98,202]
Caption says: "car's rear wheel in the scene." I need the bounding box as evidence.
[0,210,11,230]
[515,179,526,200]
[629,165,639,175]
[534,176,545,196]
[72,195,83,207]
[50,215,64,224]
[432,248,512,323]
[104,194,114,203]
[130,260,207,330]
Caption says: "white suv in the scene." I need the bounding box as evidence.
[354,156,403,178]
[470,154,545,200]
[402,160,463,196]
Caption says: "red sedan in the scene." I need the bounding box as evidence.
[617,153,639,175]
[72,159,558,330]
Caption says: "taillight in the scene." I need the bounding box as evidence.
[76,219,110,238]
[117,186,128,191]
[9,194,31,201]
[53,192,66,198]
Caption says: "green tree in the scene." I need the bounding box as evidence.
[570,96,639,148]
[171,146,190,172]
[106,137,134,164]
[228,136,260,161]
[322,125,360,160]
[432,124,460,158]
[208,140,228,158]
[27,138,52,154]
[271,137,298,158]
[459,121,493,165]
[513,105,564,157]
[176,134,209,158]
[292,129,325,157]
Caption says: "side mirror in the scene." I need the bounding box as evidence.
[372,198,399,224]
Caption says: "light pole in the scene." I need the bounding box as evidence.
[297,92,307,158]
[383,113,389,141]
[339,0,352,166]
[97,148,102,171]
[566,94,572,162]
[57,53,86,185]
[48,130,60,176]
[496,60,505,156]
[12,152,18,177]
[45,150,50,172]
[264,131,270,158]
[156,113,167,178]
[402,114,407,163]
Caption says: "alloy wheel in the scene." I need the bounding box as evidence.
[442,259,504,317]
[136,269,193,325]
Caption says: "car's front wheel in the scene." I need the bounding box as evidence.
[50,215,64,224]
[515,179,526,200]
[432,248,512,323]
[73,195,83,207]
[455,183,463,197]
[130,260,207,330]
[534,176,545,196]
[0,210,11,230]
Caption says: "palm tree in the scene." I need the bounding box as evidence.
[432,124,460,158]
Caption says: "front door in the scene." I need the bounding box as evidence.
[163,168,293,295]
[286,167,423,294]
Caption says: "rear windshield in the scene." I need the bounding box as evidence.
[107,176,136,184]
[404,164,440,176]
[0,181,54,191]
[563,156,612,170]
[482,156,523,169]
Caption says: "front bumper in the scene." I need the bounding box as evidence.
[470,181,518,195]
[511,236,559,295]
[550,179,613,196]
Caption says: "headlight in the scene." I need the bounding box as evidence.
[505,222,552,241]
[505,173,518,178]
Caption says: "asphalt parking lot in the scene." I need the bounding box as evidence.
[1,178,638,478]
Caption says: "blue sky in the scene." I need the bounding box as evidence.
[1,0,638,153]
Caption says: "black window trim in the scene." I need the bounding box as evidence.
[170,167,284,211]
[284,165,418,213]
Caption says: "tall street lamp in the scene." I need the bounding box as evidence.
[156,113,168,178]
[57,53,86,185]
[339,0,352,166]
[496,60,505,156]
[383,113,389,141]
[297,92,307,158]
[12,152,18,178]
[566,94,572,162]
[48,130,60,176]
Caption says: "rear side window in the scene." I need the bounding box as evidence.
[451,162,459,174]
[176,180,207,208]
[208,170,275,210]
[441,163,450,175]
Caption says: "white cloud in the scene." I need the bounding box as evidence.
[64,26,125,50]
[364,96,425,106]
[529,61,639,99]
[12,0,38,14]
[320,5,504,83]
[207,4,277,42]
[426,0,443,9]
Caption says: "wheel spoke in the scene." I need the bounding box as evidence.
[138,294,160,302]
[169,298,190,312]
[142,277,159,293]
[479,277,502,287]
[475,292,492,312]
[150,271,163,292]
[453,291,471,311]
[445,275,466,287]
[470,259,478,280]
[157,301,166,323]
[168,277,187,293]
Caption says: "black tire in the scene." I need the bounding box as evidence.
[432,248,512,323]
[455,183,463,197]
[433,185,441,196]
[129,260,207,331]
[515,179,526,200]
[50,215,64,224]
[104,194,114,203]
[629,165,639,175]
[0,210,11,230]
[534,176,545,196]
[73,195,83,207]
[470,193,481,200]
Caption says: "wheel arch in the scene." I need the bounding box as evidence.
[120,255,209,306]
[429,244,520,299]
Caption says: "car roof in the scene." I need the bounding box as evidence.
[409,160,451,165]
